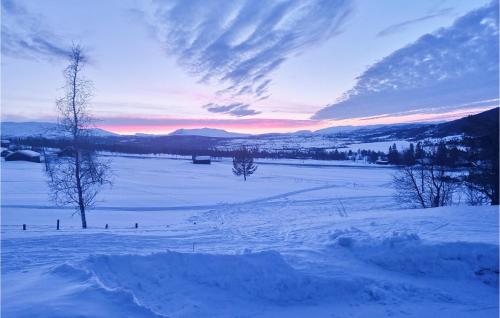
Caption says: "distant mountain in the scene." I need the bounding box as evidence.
[334,108,499,141]
[1,122,117,138]
[435,107,499,137]
[169,128,250,138]
[314,123,432,136]
[314,125,370,135]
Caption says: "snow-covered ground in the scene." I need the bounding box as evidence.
[1,155,498,317]
[346,140,412,152]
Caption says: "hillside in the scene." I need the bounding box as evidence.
[1,122,117,138]
[435,107,499,137]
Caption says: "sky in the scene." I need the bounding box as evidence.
[1,0,498,135]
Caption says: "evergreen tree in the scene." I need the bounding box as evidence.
[388,143,401,164]
[232,147,258,181]
[415,142,425,160]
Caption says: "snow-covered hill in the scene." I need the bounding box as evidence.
[1,122,117,138]
[169,127,250,138]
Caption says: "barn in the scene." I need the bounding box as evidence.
[192,155,211,164]
[5,150,41,163]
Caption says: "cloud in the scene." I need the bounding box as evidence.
[377,7,454,37]
[1,0,71,60]
[203,102,261,117]
[314,1,499,120]
[147,0,351,98]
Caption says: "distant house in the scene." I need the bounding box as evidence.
[375,159,389,165]
[5,150,41,163]
[1,140,10,148]
[192,155,211,164]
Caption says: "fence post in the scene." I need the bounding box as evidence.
[56,219,60,230]
[135,223,138,229]
[105,224,108,229]
[22,224,26,231]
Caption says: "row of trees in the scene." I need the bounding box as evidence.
[15,137,375,162]
[387,141,465,167]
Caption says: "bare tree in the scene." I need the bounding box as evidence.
[393,145,458,208]
[47,44,111,229]
[463,136,499,205]
[232,147,258,181]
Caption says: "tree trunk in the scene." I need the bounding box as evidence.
[491,190,499,205]
[79,202,87,229]
[75,151,87,229]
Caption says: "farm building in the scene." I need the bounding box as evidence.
[1,140,11,148]
[5,150,41,163]
[192,155,211,164]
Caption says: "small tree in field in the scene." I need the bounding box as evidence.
[232,147,258,181]
[47,44,111,229]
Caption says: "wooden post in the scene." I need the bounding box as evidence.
[135,223,138,229]
[192,242,195,252]
[56,219,60,230]
[22,224,26,231]
[105,224,108,229]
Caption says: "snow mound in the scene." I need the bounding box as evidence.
[330,230,499,286]
[68,251,319,302]
[43,251,341,317]
[6,250,478,317]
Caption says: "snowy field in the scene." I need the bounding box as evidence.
[1,155,498,317]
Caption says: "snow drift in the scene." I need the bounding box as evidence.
[4,245,498,317]
[329,229,499,286]
[5,251,334,318]
[4,250,458,318]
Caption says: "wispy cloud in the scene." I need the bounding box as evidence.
[146,0,352,99]
[377,7,454,37]
[203,102,261,117]
[1,0,70,60]
[314,1,499,120]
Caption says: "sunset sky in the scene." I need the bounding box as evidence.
[1,0,498,134]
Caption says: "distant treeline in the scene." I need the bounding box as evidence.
[386,141,470,167]
[10,135,386,162]
[6,134,489,169]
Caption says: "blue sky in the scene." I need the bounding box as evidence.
[1,0,497,134]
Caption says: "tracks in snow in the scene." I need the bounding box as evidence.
[2,184,392,212]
